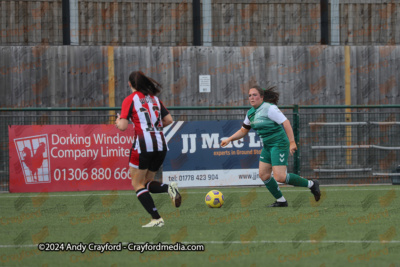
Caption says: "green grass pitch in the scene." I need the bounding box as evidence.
[0,185,399,266]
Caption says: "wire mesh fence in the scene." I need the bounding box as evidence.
[1,106,399,192]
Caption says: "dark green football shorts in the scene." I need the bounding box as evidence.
[259,145,289,166]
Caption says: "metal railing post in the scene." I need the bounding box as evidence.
[293,105,300,175]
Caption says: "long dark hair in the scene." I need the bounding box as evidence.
[251,85,279,105]
[129,71,162,96]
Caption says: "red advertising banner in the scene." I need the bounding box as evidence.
[8,125,135,193]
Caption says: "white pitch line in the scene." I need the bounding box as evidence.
[0,187,399,198]
[1,240,400,249]
[180,240,400,244]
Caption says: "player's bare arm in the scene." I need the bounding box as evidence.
[115,113,129,131]
[220,127,250,147]
[162,114,173,127]
[282,120,297,155]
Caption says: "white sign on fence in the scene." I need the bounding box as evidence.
[199,75,211,93]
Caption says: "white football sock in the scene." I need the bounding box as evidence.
[277,196,286,202]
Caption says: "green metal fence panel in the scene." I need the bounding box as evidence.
[1,105,399,192]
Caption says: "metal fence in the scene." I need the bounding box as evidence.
[298,106,400,185]
[1,105,399,192]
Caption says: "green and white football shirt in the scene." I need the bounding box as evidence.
[242,102,289,147]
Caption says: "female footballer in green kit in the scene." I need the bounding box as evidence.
[221,86,321,207]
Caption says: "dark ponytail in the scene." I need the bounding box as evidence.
[251,85,279,105]
[129,71,162,96]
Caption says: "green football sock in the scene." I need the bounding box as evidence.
[286,173,309,187]
[263,178,283,199]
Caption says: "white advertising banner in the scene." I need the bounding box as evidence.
[163,120,267,187]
